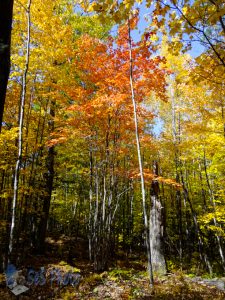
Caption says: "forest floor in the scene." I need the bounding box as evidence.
[1,235,225,299]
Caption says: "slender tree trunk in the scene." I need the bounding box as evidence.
[93,166,99,270]
[180,171,213,275]
[170,82,212,273]
[128,18,154,287]
[88,148,93,261]
[8,0,31,262]
[171,80,183,265]
[220,90,225,138]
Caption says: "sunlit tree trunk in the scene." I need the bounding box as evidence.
[8,0,31,262]
[171,82,183,266]
[128,18,154,287]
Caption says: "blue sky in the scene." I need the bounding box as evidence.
[129,2,205,136]
[131,1,205,58]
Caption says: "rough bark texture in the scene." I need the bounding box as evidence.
[150,162,166,275]
[150,195,167,275]
[0,0,14,132]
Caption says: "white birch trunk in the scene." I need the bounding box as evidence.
[8,0,32,258]
[128,19,154,287]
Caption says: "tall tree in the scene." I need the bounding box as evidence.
[128,15,154,286]
[8,0,32,262]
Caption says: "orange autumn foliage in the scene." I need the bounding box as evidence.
[65,18,168,149]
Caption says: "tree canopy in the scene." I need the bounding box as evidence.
[0,0,225,298]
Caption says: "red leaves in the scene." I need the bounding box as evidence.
[53,21,169,182]
[129,168,183,189]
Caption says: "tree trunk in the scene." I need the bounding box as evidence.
[8,0,31,262]
[128,18,154,287]
[181,171,213,275]
[150,162,167,275]
[36,100,55,254]
[88,148,93,261]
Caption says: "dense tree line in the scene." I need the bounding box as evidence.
[0,0,224,285]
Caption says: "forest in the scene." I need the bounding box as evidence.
[0,0,225,299]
